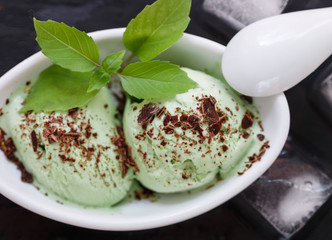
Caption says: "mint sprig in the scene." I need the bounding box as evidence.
[102,50,125,74]
[119,61,196,99]
[87,68,111,93]
[123,0,191,62]
[33,18,100,72]
[23,0,196,113]
[87,50,125,92]
[20,65,98,113]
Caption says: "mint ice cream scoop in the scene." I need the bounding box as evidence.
[123,68,268,193]
[0,86,133,207]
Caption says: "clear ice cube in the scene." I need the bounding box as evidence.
[202,0,289,26]
[241,141,332,238]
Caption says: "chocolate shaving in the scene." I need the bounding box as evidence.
[0,128,33,183]
[163,112,170,126]
[182,173,189,179]
[43,126,59,144]
[135,133,145,140]
[163,126,174,134]
[170,115,178,124]
[112,126,139,176]
[137,103,160,126]
[180,113,188,122]
[149,115,156,124]
[59,154,76,163]
[242,95,253,104]
[238,141,270,176]
[68,108,79,119]
[114,91,126,113]
[257,134,265,141]
[147,128,154,138]
[157,106,166,118]
[222,145,228,152]
[225,107,233,116]
[201,96,219,122]
[85,124,92,139]
[208,116,226,136]
[65,131,81,138]
[134,183,154,200]
[258,121,264,131]
[86,147,95,161]
[199,135,206,144]
[242,132,250,139]
[30,130,38,152]
[187,115,200,127]
[241,112,253,130]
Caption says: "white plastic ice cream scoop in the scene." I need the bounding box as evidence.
[222,7,332,97]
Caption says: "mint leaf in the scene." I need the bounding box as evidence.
[123,0,191,62]
[20,65,98,113]
[118,61,197,99]
[87,51,125,92]
[102,50,125,74]
[34,18,100,72]
[87,68,111,93]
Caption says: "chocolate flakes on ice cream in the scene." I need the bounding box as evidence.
[123,68,269,193]
[0,67,269,206]
[0,86,133,207]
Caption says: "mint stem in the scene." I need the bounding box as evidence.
[95,62,102,68]
[120,54,135,72]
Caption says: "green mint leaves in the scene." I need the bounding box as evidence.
[20,65,98,113]
[87,68,111,93]
[23,0,195,113]
[102,51,125,74]
[33,19,100,72]
[123,0,191,62]
[87,50,125,92]
[119,61,196,99]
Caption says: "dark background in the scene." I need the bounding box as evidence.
[1,0,332,239]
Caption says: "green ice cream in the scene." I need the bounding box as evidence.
[123,68,268,193]
[0,86,133,207]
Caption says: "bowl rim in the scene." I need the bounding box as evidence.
[0,28,290,231]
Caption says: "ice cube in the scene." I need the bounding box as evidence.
[202,0,289,27]
[240,140,332,238]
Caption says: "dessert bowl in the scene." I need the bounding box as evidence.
[0,28,290,231]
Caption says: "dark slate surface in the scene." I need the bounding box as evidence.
[0,0,332,239]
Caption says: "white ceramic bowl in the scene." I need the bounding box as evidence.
[0,28,290,231]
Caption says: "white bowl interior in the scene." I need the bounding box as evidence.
[0,28,290,231]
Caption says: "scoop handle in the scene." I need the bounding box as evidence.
[222,7,332,97]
